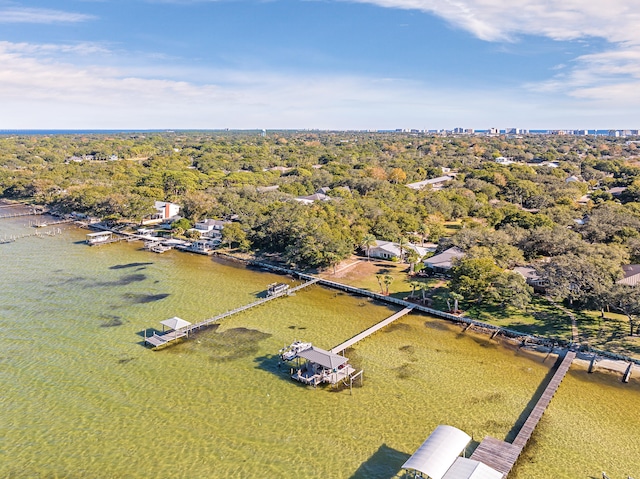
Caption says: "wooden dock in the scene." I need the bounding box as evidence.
[470,350,577,477]
[0,209,48,219]
[145,278,320,348]
[330,307,413,354]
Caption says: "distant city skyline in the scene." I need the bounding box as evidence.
[2,1,640,129]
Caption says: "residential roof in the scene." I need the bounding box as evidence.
[371,240,431,258]
[296,346,348,369]
[402,425,472,479]
[618,264,640,286]
[294,193,331,203]
[406,175,454,190]
[425,247,465,269]
[513,266,541,281]
[609,186,628,196]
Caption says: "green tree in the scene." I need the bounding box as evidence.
[222,222,247,250]
[361,234,377,261]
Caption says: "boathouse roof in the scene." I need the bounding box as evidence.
[442,458,503,479]
[297,346,348,369]
[402,425,471,479]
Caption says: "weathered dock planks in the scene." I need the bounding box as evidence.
[470,350,577,477]
[330,307,413,354]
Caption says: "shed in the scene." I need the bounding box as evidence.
[442,458,503,479]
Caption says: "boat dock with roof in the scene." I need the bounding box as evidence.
[403,350,577,478]
[144,278,320,348]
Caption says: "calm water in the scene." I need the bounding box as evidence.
[1,216,639,478]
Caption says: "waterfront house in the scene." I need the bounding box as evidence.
[368,240,432,261]
[513,266,548,293]
[193,219,228,240]
[142,201,181,225]
[423,247,465,273]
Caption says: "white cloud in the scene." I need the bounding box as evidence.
[347,0,640,105]
[0,7,95,24]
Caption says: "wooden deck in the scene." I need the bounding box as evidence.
[330,307,413,354]
[470,350,577,477]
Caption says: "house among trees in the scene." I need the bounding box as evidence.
[406,175,453,191]
[617,265,640,286]
[294,192,331,205]
[369,240,432,261]
[193,219,228,241]
[142,201,181,225]
[424,247,465,273]
[513,266,548,293]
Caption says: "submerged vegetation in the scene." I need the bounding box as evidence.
[3,130,640,352]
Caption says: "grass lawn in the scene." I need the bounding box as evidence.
[464,296,573,343]
[574,309,640,359]
[320,257,442,298]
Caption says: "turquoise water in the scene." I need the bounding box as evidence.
[1,215,639,478]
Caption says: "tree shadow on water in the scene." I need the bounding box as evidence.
[349,443,410,479]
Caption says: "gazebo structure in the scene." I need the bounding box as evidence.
[402,425,503,479]
[144,316,192,348]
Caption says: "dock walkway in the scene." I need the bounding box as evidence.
[145,278,319,348]
[330,307,413,354]
[470,350,576,477]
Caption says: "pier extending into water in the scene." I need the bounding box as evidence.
[144,278,320,348]
[469,350,577,477]
[330,307,413,354]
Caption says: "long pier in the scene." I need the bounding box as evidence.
[0,209,48,219]
[469,350,577,477]
[145,278,320,348]
[330,307,413,354]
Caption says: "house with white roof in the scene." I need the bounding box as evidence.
[142,201,181,224]
[294,192,331,205]
[192,219,228,240]
[406,176,453,191]
[368,240,433,261]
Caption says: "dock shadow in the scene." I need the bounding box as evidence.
[503,354,563,443]
[349,443,411,479]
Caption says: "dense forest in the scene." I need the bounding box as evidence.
[2,130,640,336]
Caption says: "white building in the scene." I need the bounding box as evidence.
[368,240,433,261]
[193,219,228,240]
[153,201,180,220]
[406,176,453,191]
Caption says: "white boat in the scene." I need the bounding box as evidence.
[279,341,312,361]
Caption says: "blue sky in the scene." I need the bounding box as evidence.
[1,0,639,129]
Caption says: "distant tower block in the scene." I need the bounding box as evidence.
[261,129,266,137]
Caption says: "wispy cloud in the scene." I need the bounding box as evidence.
[346,0,640,105]
[0,40,560,129]
[0,7,95,24]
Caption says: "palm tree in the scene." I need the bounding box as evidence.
[450,292,464,313]
[398,236,409,263]
[420,282,430,304]
[409,280,421,299]
[376,274,384,294]
[418,224,430,246]
[383,274,393,296]
[405,249,420,275]
[361,234,377,262]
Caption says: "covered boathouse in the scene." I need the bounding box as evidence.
[286,344,356,387]
[402,425,503,479]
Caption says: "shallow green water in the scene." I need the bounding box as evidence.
[1,217,639,478]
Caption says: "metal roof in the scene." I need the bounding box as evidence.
[442,458,503,479]
[297,346,348,369]
[402,425,471,479]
